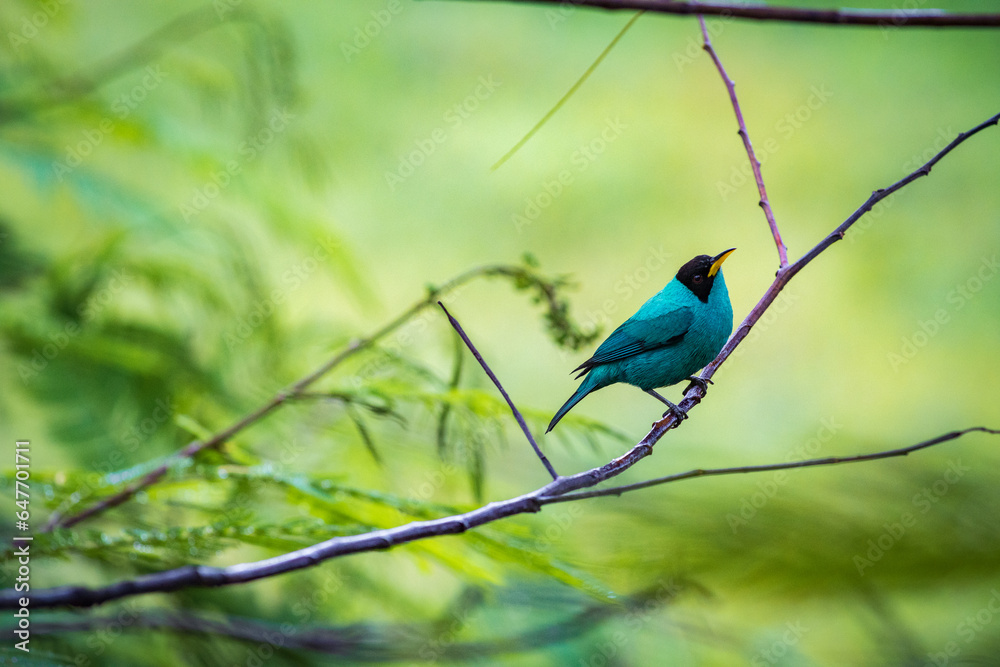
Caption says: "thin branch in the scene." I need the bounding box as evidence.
[41,264,566,532]
[5,427,997,610]
[697,110,1000,383]
[656,111,1000,434]
[18,114,999,610]
[698,17,787,267]
[544,427,1000,503]
[470,1,1000,28]
[439,302,559,480]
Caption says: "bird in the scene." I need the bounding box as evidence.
[546,248,735,433]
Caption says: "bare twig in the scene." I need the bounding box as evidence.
[5,427,997,609]
[653,111,1000,437]
[439,302,559,480]
[19,96,999,611]
[545,427,1000,503]
[698,17,787,266]
[15,113,997,609]
[42,264,571,531]
[466,1,1000,28]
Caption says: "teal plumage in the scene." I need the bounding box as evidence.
[547,249,735,432]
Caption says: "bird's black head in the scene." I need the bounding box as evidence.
[676,248,735,302]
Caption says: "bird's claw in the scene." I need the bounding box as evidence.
[652,402,688,429]
[661,402,688,421]
[684,375,712,394]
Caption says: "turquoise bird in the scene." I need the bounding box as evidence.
[547,249,735,432]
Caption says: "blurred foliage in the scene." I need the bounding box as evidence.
[0,0,999,665]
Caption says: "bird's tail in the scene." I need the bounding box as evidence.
[546,377,599,433]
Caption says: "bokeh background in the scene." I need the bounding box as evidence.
[1,1,999,664]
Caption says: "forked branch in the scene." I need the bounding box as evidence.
[7,112,998,609]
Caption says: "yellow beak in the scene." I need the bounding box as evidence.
[708,248,736,277]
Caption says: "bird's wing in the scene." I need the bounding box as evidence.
[574,305,694,373]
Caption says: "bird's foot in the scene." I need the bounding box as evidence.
[684,375,713,394]
[660,399,688,422]
[645,389,689,424]
[652,402,688,429]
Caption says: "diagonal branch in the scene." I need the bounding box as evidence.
[468,1,1000,28]
[41,264,573,532]
[698,16,787,266]
[17,113,998,610]
[656,110,1000,435]
[439,302,559,480]
[4,427,997,609]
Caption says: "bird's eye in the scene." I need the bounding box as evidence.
[692,274,704,284]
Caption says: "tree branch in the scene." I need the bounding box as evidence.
[5,427,997,610]
[544,427,1000,503]
[698,17,787,266]
[667,111,1000,426]
[469,1,1000,28]
[19,14,998,604]
[439,302,559,480]
[41,263,576,532]
[15,111,998,609]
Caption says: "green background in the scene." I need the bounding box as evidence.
[1,0,999,664]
